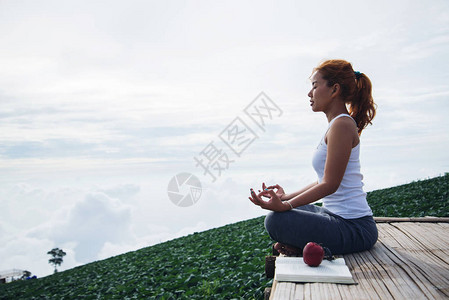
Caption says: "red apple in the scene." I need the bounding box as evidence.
[303,242,324,267]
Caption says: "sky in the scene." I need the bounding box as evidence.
[0,0,448,278]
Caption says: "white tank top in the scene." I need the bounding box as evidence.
[312,114,373,219]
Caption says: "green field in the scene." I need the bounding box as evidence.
[1,173,447,299]
[367,173,448,217]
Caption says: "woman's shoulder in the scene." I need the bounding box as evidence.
[326,116,359,146]
[332,115,357,130]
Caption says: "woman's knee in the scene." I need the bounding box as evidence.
[264,211,283,237]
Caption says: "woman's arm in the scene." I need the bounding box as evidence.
[280,181,318,200]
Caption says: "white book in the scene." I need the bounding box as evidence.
[274,256,356,284]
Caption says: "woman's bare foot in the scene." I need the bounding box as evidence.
[273,242,301,256]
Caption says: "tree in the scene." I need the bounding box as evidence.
[47,248,66,273]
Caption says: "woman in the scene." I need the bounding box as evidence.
[249,59,378,255]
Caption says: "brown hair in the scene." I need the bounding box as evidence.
[314,59,376,135]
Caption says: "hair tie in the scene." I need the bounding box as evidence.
[354,71,362,80]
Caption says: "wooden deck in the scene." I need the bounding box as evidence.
[268,217,449,300]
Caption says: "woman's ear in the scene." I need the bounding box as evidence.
[331,83,340,97]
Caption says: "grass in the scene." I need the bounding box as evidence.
[1,173,447,299]
[0,217,273,300]
[367,173,448,217]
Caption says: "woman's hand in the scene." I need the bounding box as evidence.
[263,183,286,200]
[249,188,290,212]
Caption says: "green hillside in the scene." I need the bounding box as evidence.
[0,217,273,300]
[367,173,448,217]
[1,173,447,299]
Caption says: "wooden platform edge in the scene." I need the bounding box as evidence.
[373,216,449,223]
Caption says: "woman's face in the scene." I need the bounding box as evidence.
[308,71,333,112]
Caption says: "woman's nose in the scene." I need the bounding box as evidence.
[308,90,312,98]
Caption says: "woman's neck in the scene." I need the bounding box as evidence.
[325,107,349,123]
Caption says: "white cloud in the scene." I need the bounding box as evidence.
[0,235,56,277]
[399,34,449,61]
[44,192,132,263]
[98,184,141,200]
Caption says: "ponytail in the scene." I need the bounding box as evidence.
[313,59,377,135]
[351,73,376,134]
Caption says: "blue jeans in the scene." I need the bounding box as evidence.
[264,204,378,255]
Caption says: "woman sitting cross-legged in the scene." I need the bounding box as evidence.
[249,59,378,256]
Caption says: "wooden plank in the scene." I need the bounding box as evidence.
[394,223,449,265]
[438,222,449,229]
[360,244,415,299]
[301,283,311,300]
[326,283,342,300]
[381,222,449,267]
[376,240,440,298]
[375,223,449,298]
[376,223,403,249]
[346,251,386,299]
[334,281,359,300]
[269,280,278,300]
[396,223,449,250]
[343,254,382,299]
[374,217,449,223]
[381,240,448,298]
[292,283,303,300]
[271,282,295,299]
